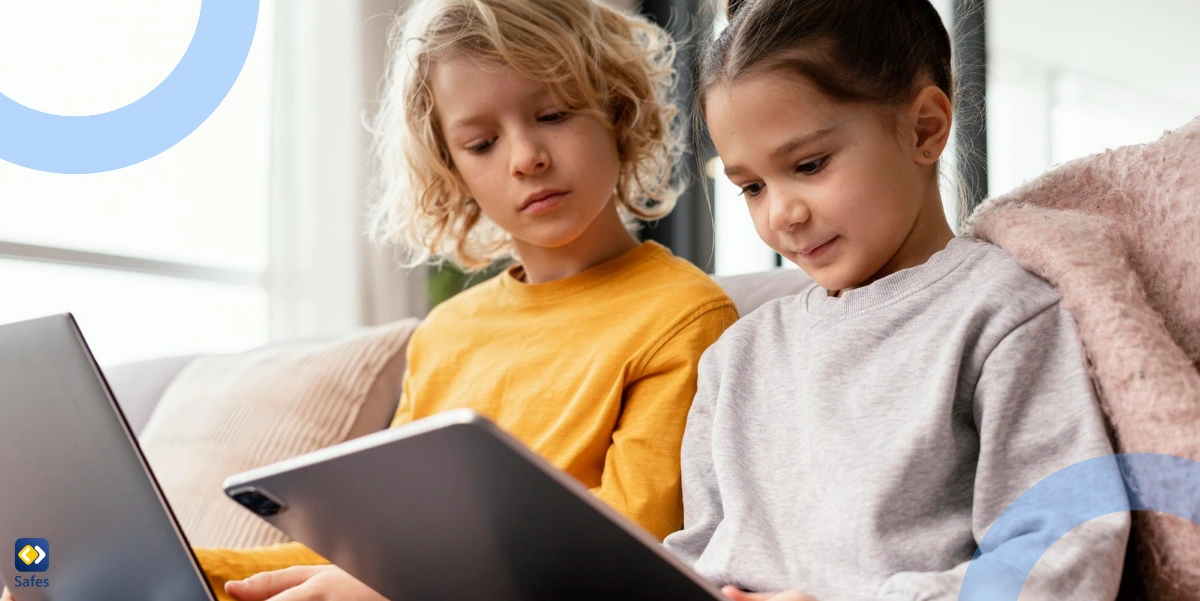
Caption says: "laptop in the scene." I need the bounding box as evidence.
[0,313,725,601]
[0,314,216,601]
[222,409,727,601]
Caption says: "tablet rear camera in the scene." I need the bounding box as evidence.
[231,488,285,517]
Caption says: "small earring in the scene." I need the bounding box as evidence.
[923,151,932,158]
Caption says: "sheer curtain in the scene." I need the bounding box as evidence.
[268,0,428,341]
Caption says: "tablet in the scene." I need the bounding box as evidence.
[223,408,724,601]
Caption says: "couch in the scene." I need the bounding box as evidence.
[109,269,813,439]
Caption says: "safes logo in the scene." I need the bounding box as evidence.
[14,539,47,573]
[11,538,50,589]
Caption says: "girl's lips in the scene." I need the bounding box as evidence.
[522,192,567,214]
[798,236,837,260]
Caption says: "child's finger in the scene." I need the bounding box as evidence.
[243,581,322,601]
[722,586,820,601]
[1,586,15,601]
[774,593,819,601]
[224,565,326,601]
[721,585,775,600]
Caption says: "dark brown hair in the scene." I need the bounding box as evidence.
[701,0,954,110]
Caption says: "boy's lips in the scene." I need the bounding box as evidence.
[521,189,569,214]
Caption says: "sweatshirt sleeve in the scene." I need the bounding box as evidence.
[661,344,725,566]
[871,304,1130,601]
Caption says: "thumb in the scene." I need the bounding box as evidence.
[722,586,775,601]
[2,586,15,601]
[225,566,324,601]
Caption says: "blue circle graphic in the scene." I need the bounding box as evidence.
[959,453,1200,600]
[0,0,260,174]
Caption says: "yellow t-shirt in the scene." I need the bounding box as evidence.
[193,241,737,598]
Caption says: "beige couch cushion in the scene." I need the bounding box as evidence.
[138,319,419,548]
[713,269,813,316]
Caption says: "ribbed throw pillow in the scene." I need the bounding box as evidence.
[138,319,419,548]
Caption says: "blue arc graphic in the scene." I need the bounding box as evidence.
[960,453,1200,600]
[0,0,260,174]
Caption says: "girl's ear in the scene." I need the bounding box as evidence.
[909,85,953,165]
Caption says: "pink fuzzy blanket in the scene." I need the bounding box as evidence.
[967,116,1200,601]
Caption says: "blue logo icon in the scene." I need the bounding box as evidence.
[14,538,49,573]
[0,0,260,174]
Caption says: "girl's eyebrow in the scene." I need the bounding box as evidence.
[723,126,837,178]
[769,126,836,160]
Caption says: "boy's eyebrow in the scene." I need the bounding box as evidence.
[444,88,557,134]
[445,115,488,133]
[723,126,837,178]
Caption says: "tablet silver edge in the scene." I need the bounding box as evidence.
[221,408,724,599]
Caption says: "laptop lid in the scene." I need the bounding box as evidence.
[0,314,215,601]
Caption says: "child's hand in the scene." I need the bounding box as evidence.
[722,585,819,601]
[1,586,14,601]
[224,565,388,601]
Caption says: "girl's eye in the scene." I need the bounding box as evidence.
[797,156,830,175]
[467,139,495,154]
[737,183,764,198]
[538,111,569,123]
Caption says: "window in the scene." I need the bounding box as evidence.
[0,0,275,366]
[988,0,1200,196]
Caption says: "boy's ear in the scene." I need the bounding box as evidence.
[910,85,953,165]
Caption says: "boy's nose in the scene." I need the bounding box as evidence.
[511,137,550,176]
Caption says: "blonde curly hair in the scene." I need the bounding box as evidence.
[370,0,683,271]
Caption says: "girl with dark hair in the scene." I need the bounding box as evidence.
[663,1,1131,599]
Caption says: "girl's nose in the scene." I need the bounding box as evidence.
[768,194,811,232]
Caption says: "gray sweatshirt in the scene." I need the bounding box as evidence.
[664,237,1130,601]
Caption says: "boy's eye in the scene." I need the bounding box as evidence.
[737,183,764,198]
[797,156,830,175]
[467,138,495,154]
[538,111,569,123]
